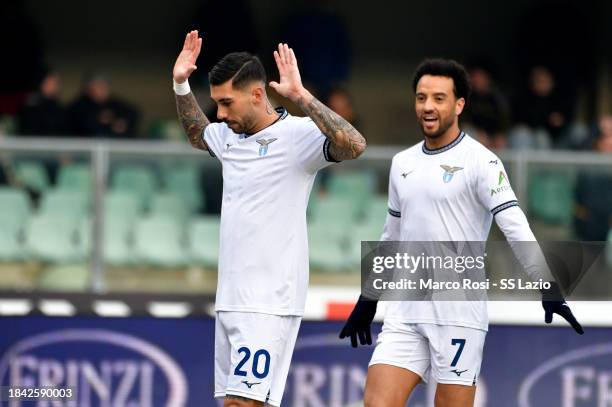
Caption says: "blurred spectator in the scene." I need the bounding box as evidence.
[515,1,595,123]
[280,1,352,96]
[509,66,577,150]
[324,86,358,126]
[17,69,69,136]
[68,73,140,138]
[317,86,359,192]
[0,0,45,116]
[462,61,511,150]
[573,116,612,241]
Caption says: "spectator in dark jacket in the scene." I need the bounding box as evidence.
[17,69,68,136]
[573,116,612,241]
[68,73,140,138]
[462,63,511,149]
[510,66,575,149]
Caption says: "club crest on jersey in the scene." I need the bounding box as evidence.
[256,138,277,156]
[440,165,464,183]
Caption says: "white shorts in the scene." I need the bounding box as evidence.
[214,311,301,406]
[369,320,486,386]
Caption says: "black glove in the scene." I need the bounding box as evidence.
[339,295,378,347]
[541,282,584,335]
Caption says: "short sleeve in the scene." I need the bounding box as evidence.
[293,118,339,173]
[202,122,227,161]
[476,152,519,216]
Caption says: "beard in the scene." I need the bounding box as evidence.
[226,121,244,134]
[419,114,455,139]
[227,112,258,134]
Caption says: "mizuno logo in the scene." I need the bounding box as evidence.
[451,369,468,377]
[440,165,464,183]
[256,138,278,156]
[242,381,261,389]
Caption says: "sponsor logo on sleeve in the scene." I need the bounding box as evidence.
[490,171,512,196]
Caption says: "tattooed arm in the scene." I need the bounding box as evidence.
[295,90,366,160]
[173,30,211,151]
[269,43,366,160]
[175,92,210,151]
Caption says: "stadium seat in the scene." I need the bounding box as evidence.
[104,191,141,221]
[57,163,92,193]
[0,188,31,261]
[111,165,158,211]
[39,189,89,220]
[79,216,134,267]
[133,216,188,267]
[328,170,376,216]
[310,196,359,229]
[148,119,183,140]
[104,217,134,266]
[362,195,389,229]
[25,214,83,263]
[306,177,322,219]
[528,171,574,224]
[0,217,26,261]
[15,161,50,192]
[162,164,203,213]
[150,192,189,223]
[308,222,350,271]
[347,222,385,269]
[188,216,220,267]
[328,170,376,196]
[0,187,32,228]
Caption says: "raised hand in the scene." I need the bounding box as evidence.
[173,30,203,84]
[269,43,306,102]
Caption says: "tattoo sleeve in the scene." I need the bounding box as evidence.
[175,92,210,150]
[296,93,366,161]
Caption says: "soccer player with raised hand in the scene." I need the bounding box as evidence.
[173,30,366,407]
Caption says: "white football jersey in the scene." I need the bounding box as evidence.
[203,108,337,316]
[382,131,519,331]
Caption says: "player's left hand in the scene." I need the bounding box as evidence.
[541,282,584,335]
[339,295,378,348]
[269,43,306,102]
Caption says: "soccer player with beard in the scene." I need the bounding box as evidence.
[173,31,366,406]
[339,59,583,407]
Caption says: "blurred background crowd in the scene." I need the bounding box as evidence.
[0,0,610,293]
[0,0,610,151]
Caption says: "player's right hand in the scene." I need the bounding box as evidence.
[173,30,202,84]
[339,295,378,348]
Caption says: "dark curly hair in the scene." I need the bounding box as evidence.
[412,59,471,101]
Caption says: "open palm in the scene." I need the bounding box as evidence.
[173,30,202,83]
[269,43,305,101]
